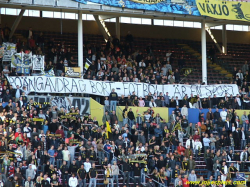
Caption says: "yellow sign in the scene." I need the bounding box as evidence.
[65,67,81,78]
[196,0,250,22]
[130,0,164,4]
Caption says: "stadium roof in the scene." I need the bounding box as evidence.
[0,0,249,26]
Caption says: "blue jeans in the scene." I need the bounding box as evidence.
[130,171,134,183]
[79,179,86,187]
[123,171,130,185]
[123,118,128,126]
[204,146,209,153]
[89,178,96,187]
[57,70,63,76]
[128,119,134,129]
[171,145,176,153]
[217,127,223,136]
[241,140,246,150]
[105,152,110,162]
[107,178,114,187]
[56,159,62,168]
[64,131,68,138]
[110,101,117,112]
[214,170,220,180]
[98,151,104,164]
[141,169,145,183]
[113,175,119,187]
[166,147,170,154]
[207,170,212,179]
[243,123,249,131]
[211,145,216,152]
[50,157,55,165]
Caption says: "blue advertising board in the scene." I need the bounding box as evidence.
[73,0,201,16]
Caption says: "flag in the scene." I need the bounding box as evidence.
[32,55,45,71]
[2,42,16,62]
[106,121,111,139]
[84,58,92,70]
[16,59,30,75]
[83,58,92,76]
[182,68,193,76]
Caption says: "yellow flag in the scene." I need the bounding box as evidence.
[106,121,111,139]
[196,0,250,22]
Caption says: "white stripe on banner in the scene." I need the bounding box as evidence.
[7,76,239,98]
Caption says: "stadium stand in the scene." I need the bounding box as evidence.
[1,4,250,187]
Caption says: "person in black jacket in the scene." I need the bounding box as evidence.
[213,108,220,122]
[40,150,50,173]
[206,156,214,179]
[109,88,118,112]
[32,135,40,149]
[133,163,141,186]
[69,160,79,175]
[127,108,135,128]
[77,164,87,187]
[122,159,131,186]
[60,161,69,187]
[4,177,14,187]
[56,145,63,169]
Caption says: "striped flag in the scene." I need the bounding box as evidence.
[84,58,92,70]
[83,58,92,76]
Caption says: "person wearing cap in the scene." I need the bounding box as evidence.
[26,164,35,180]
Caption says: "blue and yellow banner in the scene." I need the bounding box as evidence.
[73,0,201,16]
[196,0,250,22]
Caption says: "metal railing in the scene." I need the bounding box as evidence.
[142,173,164,187]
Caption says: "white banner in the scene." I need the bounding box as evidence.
[32,55,45,71]
[7,76,239,99]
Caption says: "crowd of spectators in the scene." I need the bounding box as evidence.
[1,26,250,187]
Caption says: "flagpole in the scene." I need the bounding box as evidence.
[78,10,83,78]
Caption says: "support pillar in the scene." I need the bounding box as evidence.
[201,20,207,85]
[116,17,120,40]
[78,10,83,77]
[222,24,227,54]
[9,9,25,39]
